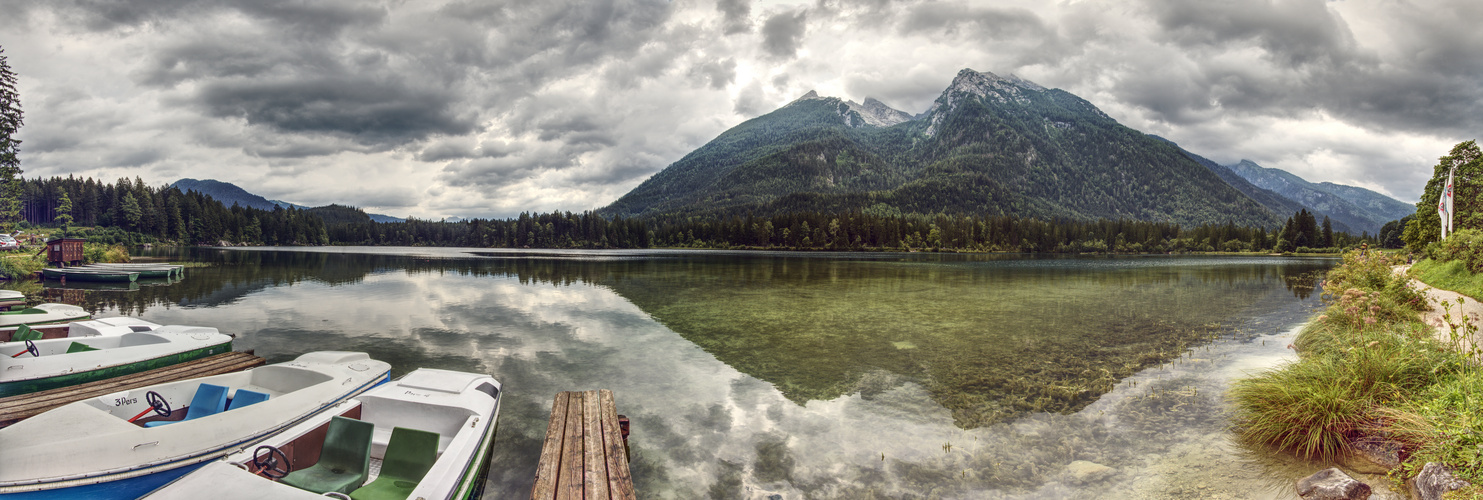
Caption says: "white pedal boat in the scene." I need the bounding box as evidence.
[144,368,501,500]
[0,351,392,499]
[0,316,179,342]
[0,319,234,398]
[0,303,91,328]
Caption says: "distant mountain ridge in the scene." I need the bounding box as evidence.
[170,179,406,223]
[1225,161,1413,234]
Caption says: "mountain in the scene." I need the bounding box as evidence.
[172,178,279,211]
[171,179,406,223]
[1226,160,1413,234]
[1165,143,1354,234]
[601,69,1282,228]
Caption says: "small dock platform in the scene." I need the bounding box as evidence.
[531,390,635,500]
[0,351,265,427]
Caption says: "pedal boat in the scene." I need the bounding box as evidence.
[0,303,91,328]
[0,351,392,499]
[0,316,176,342]
[0,321,233,397]
[144,368,501,500]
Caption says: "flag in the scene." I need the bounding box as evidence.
[1440,196,1449,240]
[1446,168,1455,235]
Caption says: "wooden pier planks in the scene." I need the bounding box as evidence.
[0,351,265,427]
[531,389,636,500]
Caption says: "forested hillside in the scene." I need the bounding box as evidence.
[17,176,327,245]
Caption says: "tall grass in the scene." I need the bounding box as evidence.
[1230,251,1452,462]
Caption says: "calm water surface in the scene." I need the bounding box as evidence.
[16,248,1346,498]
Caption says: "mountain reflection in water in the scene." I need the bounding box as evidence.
[13,248,1336,498]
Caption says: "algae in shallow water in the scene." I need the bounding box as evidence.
[603,255,1329,428]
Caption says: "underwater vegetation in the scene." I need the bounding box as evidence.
[605,255,1330,428]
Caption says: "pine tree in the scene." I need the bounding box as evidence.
[54,190,72,231]
[0,47,23,233]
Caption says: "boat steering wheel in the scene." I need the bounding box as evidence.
[252,445,291,479]
[23,339,37,357]
[145,391,171,418]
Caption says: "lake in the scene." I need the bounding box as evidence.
[16,248,1338,498]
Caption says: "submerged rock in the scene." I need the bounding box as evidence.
[1343,436,1404,474]
[1297,468,1371,500]
[1061,460,1114,485]
[1407,462,1468,500]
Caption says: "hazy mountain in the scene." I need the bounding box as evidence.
[601,69,1280,228]
[172,178,278,211]
[1226,160,1413,234]
[1166,143,1353,234]
[171,179,405,223]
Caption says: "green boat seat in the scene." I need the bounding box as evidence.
[65,341,99,353]
[349,427,440,500]
[227,389,270,410]
[281,416,375,495]
[144,383,228,427]
[11,325,41,342]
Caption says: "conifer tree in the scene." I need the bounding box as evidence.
[0,47,23,233]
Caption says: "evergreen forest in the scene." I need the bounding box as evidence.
[9,175,1379,254]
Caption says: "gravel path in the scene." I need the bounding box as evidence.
[1397,264,1483,351]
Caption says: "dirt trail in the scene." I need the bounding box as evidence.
[1396,264,1483,351]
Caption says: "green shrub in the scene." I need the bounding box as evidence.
[0,254,45,280]
[1436,229,1483,272]
[83,243,130,264]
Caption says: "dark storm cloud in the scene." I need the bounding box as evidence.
[689,58,737,90]
[195,77,476,147]
[897,2,1050,41]
[717,0,752,35]
[1062,0,1483,138]
[1149,0,1360,67]
[761,9,807,59]
[26,0,382,35]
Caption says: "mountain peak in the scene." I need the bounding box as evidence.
[949,68,1046,93]
[923,69,1048,136]
[788,90,823,104]
[839,97,912,128]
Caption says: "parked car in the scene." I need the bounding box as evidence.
[0,234,16,251]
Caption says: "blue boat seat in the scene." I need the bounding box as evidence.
[228,389,270,410]
[144,383,229,427]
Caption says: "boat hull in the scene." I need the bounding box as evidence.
[0,342,232,398]
[0,305,92,328]
[41,269,139,282]
[0,461,206,500]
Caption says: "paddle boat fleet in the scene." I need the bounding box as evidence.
[0,351,395,499]
[0,295,505,500]
[41,263,186,283]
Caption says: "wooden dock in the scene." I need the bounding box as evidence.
[531,390,635,500]
[0,351,265,427]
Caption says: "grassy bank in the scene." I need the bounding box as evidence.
[1411,258,1483,303]
[0,242,132,280]
[1230,251,1483,488]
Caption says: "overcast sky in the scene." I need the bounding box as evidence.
[1,0,1477,219]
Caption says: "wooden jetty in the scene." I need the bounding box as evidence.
[531,390,635,500]
[0,351,264,427]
